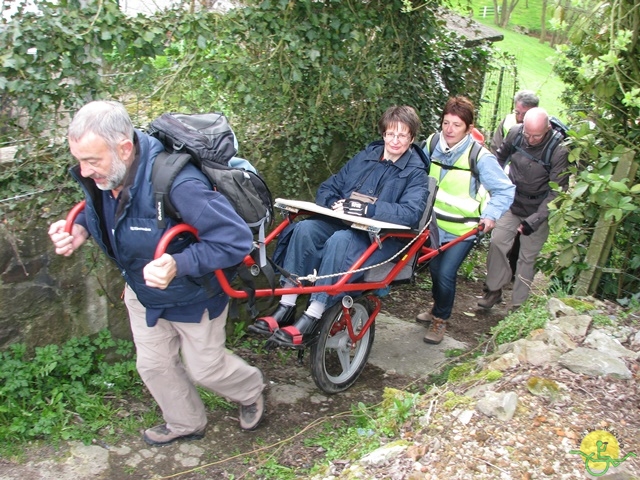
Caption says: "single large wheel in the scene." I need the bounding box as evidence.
[310,298,375,394]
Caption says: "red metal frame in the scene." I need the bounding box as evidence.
[344,294,381,343]
[65,203,481,300]
[65,203,480,345]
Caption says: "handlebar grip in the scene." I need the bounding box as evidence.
[154,224,199,259]
[64,200,86,234]
[64,200,200,260]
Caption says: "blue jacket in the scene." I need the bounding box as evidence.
[71,130,253,314]
[315,142,429,229]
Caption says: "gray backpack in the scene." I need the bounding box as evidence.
[147,112,273,234]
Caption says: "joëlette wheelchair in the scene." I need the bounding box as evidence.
[64,177,481,395]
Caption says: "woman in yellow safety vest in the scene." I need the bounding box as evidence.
[417,96,515,345]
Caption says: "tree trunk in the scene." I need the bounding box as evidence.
[574,150,638,296]
[540,0,548,43]
[493,0,501,25]
[500,0,509,26]
[500,0,520,28]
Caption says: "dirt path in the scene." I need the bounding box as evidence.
[1,273,496,480]
[0,347,421,480]
[5,272,637,479]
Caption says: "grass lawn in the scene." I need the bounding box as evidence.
[469,1,546,33]
[451,0,569,120]
[479,21,567,118]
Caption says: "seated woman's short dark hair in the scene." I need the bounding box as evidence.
[378,105,421,139]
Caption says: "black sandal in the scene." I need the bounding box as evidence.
[248,304,296,336]
[267,313,321,348]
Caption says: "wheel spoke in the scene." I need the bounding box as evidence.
[335,342,353,373]
[324,330,347,349]
[310,300,376,393]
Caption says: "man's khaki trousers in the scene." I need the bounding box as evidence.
[485,210,549,306]
[125,285,264,435]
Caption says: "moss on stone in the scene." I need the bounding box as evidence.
[447,362,474,382]
[559,297,594,312]
[442,391,474,410]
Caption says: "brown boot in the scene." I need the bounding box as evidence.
[423,317,446,344]
[239,392,265,431]
[478,289,503,309]
[415,311,434,326]
[143,424,206,446]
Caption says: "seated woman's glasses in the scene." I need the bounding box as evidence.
[384,132,410,141]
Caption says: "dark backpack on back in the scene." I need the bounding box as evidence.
[147,112,274,236]
[549,115,569,139]
[147,112,276,317]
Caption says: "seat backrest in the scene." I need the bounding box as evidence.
[415,175,438,233]
[363,176,439,283]
[424,175,440,248]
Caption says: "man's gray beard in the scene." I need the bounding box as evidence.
[97,154,127,191]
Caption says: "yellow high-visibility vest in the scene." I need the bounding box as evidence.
[502,113,518,137]
[428,135,489,236]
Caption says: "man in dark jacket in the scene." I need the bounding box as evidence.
[489,90,540,278]
[479,107,569,310]
[48,101,265,446]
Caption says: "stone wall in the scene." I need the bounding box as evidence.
[0,202,130,351]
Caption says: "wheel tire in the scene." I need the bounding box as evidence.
[310,297,375,394]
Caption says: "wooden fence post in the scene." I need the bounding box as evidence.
[574,149,637,296]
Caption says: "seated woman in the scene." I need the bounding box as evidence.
[249,105,430,348]
[416,96,515,345]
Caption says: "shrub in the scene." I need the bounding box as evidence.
[0,330,147,449]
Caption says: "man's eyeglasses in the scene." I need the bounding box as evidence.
[384,132,411,141]
[513,109,527,117]
[523,130,546,141]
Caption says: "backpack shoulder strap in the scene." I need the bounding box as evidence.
[428,133,438,157]
[151,152,193,228]
[428,132,481,180]
[512,127,560,174]
[541,130,563,172]
[468,141,483,180]
[512,125,525,151]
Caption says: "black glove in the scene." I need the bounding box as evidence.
[520,221,533,236]
[343,199,368,217]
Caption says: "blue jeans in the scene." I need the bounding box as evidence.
[428,236,475,320]
[278,217,403,306]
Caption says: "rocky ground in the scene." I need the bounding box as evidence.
[315,297,640,480]
[1,267,639,480]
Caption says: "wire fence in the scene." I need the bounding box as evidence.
[477,52,519,141]
[596,267,640,303]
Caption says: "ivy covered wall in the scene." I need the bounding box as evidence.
[0,0,493,348]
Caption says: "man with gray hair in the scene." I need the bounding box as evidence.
[48,100,266,446]
[490,90,539,155]
[479,107,569,310]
